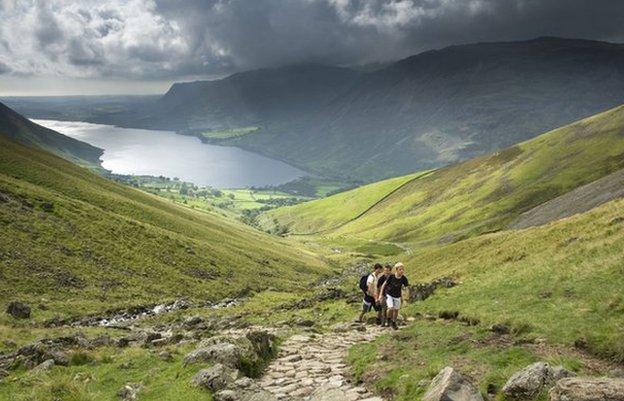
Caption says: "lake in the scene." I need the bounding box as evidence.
[33,119,306,188]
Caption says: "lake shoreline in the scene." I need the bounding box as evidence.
[32,119,308,189]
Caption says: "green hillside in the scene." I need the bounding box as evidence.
[260,172,426,235]
[0,135,329,319]
[0,101,102,167]
[348,196,624,400]
[263,105,624,248]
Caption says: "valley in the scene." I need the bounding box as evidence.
[2,35,624,401]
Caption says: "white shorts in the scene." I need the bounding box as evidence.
[386,295,401,310]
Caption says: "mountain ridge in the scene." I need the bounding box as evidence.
[0,101,103,167]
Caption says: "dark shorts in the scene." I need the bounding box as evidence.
[362,295,381,313]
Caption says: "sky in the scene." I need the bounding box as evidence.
[0,0,623,96]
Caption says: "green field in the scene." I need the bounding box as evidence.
[263,105,624,249]
[258,172,424,235]
[201,126,259,140]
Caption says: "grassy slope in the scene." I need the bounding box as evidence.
[258,172,423,234]
[263,105,624,248]
[0,136,329,319]
[348,197,624,400]
[0,102,103,167]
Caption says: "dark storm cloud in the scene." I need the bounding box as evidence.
[1,0,623,81]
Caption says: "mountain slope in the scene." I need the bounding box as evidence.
[0,135,329,318]
[261,104,624,247]
[349,196,624,401]
[0,101,103,166]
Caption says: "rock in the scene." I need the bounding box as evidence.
[31,359,55,373]
[46,350,70,366]
[423,367,484,401]
[309,385,347,401]
[91,334,113,348]
[143,332,162,345]
[184,343,241,367]
[215,389,239,401]
[6,301,31,319]
[490,324,510,335]
[502,362,551,399]
[502,362,575,400]
[551,366,576,381]
[117,383,143,401]
[158,351,174,362]
[549,377,624,401]
[234,377,256,389]
[183,316,204,329]
[191,363,238,391]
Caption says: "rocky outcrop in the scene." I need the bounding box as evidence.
[6,301,31,319]
[502,362,575,400]
[549,377,624,401]
[117,383,143,401]
[409,278,457,302]
[188,330,276,377]
[184,343,241,367]
[422,367,484,401]
[191,363,239,391]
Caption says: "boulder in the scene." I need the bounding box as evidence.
[502,362,574,400]
[117,383,143,401]
[184,343,241,367]
[195,331,276,375]
[6,301,31,319]
[490,324,510,335]
[31,359,55,374]
[549,377,624,401]
[191,363,238,391]
[423,367,484,401]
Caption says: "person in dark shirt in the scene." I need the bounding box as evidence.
[376,264,393,326]
[378,262,409,330]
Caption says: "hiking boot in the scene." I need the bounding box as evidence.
[376,318,382,325]
[391,321,398,330]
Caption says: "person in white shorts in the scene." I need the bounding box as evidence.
[378,262,409,330]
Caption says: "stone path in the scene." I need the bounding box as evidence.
[256,325,386,401]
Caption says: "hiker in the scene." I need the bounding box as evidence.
[358,263,383,323]
[378,262,409,330]
[376,264,393,326]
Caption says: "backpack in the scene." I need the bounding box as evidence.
[359,274,370,294]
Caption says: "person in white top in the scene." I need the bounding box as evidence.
[358,263,383,323]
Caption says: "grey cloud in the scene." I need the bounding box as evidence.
[0,61,11,74]
[0,0,623,83]
[35,2,65,48]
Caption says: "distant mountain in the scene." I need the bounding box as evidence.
[0,101,103,166]
[7,37,624,181]
[134,64,362,131]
